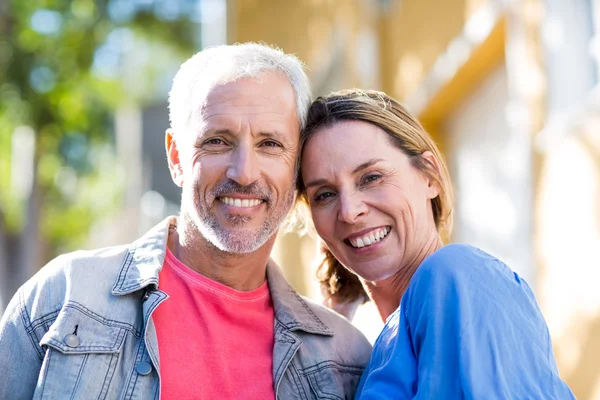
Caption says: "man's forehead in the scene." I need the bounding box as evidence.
[205,73,292,101]
[191,75,295,118]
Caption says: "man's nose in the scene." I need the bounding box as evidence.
[337,191,368,224]
[226,145,261,186]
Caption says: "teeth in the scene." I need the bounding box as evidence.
[220,197,262,207]
[349,227,391,248]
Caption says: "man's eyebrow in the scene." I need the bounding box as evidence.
[199,129,288,140]
[254,131,287,141]
[193,128,234,145]
[209,128,235,135]
[198,127,235,137]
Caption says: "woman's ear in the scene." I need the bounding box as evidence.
[166,129,184,187]
[421,151,441,199]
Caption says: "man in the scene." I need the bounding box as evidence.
[0,43,371,399]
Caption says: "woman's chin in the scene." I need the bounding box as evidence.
[347,263,398,284]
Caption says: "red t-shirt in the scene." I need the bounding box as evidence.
[153,248,275,399]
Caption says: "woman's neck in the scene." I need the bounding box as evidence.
[364,233,444,321]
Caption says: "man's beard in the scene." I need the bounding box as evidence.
[180,178,296,254]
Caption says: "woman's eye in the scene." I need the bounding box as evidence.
[362,174,381,184]
[314,191,335,202]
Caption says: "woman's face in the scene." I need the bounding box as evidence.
[301,120,440,282]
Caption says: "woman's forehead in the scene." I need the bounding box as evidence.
[304,121,393,159]
[301,120,408,178]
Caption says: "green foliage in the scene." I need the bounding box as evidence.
[0,0,197,254]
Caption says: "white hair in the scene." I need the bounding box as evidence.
[168,42,311,134]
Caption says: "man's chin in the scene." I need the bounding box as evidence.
[210,228,276,254]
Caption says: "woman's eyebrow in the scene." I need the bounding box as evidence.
[352,158,384,174]
[304,159,384,189]
[304,178,329,189]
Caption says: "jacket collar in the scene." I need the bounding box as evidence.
[111,216,333,336]
[111,217,173,296]
[267,259,333,336]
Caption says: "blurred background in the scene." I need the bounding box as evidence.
[1,0,599,397]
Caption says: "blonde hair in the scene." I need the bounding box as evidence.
[297,89,454,303]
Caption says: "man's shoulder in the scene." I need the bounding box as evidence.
[17,244,131,318]
[35,244,131,283]
[298,295,372,360]
[266,260,372,365]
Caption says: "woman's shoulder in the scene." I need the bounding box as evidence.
[424,243,500,268]
[403,244,539,330]
[409,244,526,294]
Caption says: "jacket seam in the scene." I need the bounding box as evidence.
[19,289,45,361]
[290,291,330,333]
[153,379,160,400]
[68,353,88,400]
[274,339,297,384]
[290,362,309,400]
[308,372,343,400]
[309,373,343,400]
[29,310,60,332]
[43,339,122,352]
[98,352,118,400]
[142,294,164,365]
[113,247,135,291]
[274,316,299,342]
[119,279,157,293]
[300,360,365,376]
[38,345,52,395]
[64,302,139,337]
[123,333,146,399]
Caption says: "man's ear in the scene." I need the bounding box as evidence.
[166,129,184,187]
[421,151,441,199]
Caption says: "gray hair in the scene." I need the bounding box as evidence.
[168,42,311,134]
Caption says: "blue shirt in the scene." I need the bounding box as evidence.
[356,244,575,399]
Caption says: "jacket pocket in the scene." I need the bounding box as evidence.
[303,361,364,400]
[36,303,128,400]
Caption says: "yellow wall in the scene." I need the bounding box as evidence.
[379,0,491,101]
[380,0,467,100]
[230,0,379,94]
[228,2,599,396]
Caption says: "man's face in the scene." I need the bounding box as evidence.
[168,72,299,254]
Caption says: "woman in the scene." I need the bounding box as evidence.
[298,89,575,399]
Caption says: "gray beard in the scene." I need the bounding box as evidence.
[181,181,295,254]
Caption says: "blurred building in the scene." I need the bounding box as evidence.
[95,0,600,396]
[227,0,600,397]
[3,0,597,397]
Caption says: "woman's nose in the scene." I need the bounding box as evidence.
[337,191,368,224]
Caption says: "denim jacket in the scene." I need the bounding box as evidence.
[0,218,372,400]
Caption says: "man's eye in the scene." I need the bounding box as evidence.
[260,140,282,148]
[204,138,227,146]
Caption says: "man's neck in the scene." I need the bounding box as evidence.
[166,222,275,291]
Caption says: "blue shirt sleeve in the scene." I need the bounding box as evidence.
[357,244,575,399]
